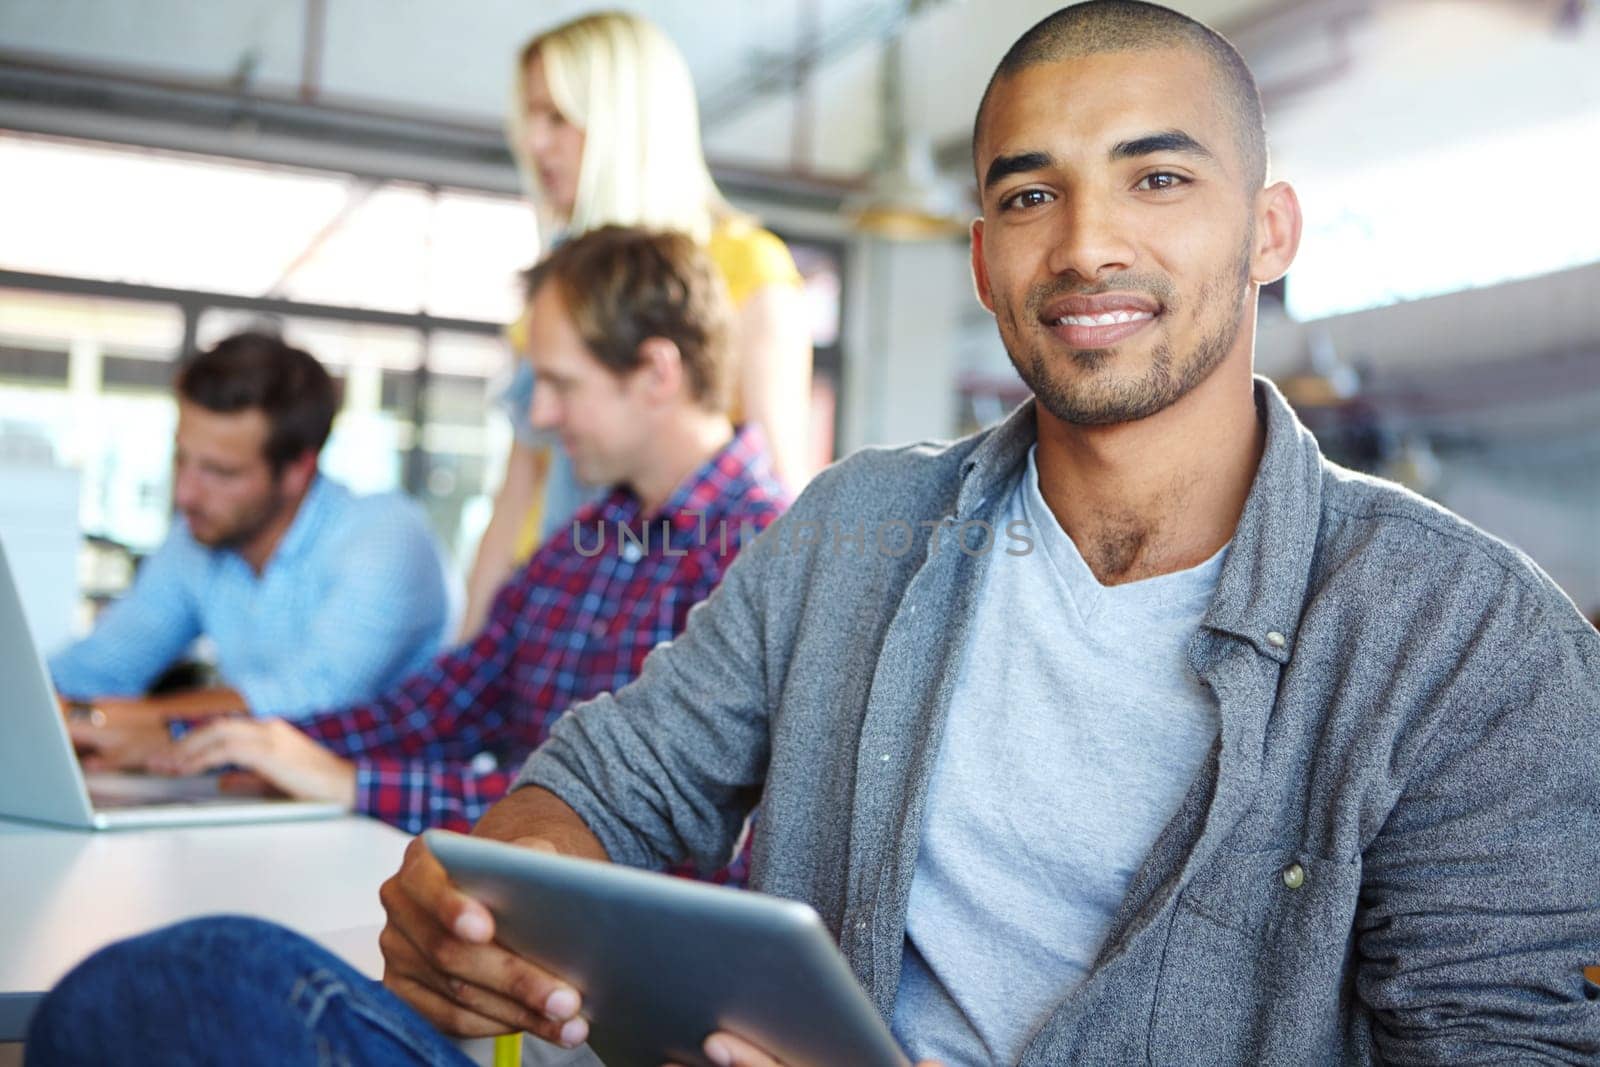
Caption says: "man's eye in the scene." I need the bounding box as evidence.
[1137,172,1185,191]
[1000,188,1054,211]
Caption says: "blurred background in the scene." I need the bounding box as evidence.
[1,0,1597,643]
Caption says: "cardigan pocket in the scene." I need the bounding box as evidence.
[1148,848,1361,1066]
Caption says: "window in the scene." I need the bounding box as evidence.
[1287,111,1600,321]
[0,132,525,578]
[0,290,185,550]
[0,130,852,581]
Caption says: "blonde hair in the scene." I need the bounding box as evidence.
[509,11,734,246]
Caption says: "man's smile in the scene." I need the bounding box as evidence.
[1039,291,1162,348]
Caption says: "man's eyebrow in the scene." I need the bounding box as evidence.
[1111,130,1214,162]
[982,150,1054,191]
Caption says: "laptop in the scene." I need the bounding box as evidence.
[0,537,346,830]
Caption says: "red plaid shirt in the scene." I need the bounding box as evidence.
[296,426,784,880]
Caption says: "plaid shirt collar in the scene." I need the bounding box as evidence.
[584,422,781,537]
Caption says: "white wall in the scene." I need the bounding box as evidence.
[839,236,971,453]
[0,463,81,655]
[1258,263,1600,379]
[1433,458,1600,616]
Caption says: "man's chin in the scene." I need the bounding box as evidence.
[1024,367,1184,428]
[567,459,610,489]
[187,522,241,550]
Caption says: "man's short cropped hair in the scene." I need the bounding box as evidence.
[175,332,339,474]
[973,0,1268,190]
[523,225,733,413]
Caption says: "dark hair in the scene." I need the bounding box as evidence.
[522,225,732,412]
[175,332,338,473]
[973,0,1267,190]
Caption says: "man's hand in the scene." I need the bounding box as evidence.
[69,688,251,722]
[67,707,174,771]
[378,835,591,1045]
[148,718,357,807]
[669,1032,941,1067]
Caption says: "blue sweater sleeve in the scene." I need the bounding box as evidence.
[49,532,203,699]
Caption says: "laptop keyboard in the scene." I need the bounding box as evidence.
[86,774,234,808]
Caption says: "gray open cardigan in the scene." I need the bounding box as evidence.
[519,378,1600,1064]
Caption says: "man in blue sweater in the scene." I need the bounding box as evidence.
[50,331,451,722]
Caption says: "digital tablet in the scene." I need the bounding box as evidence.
[424,830,910,1067]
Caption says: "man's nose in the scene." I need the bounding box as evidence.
[172,467,201,510]
[1045,192,1136,282]
[528,384,560,431]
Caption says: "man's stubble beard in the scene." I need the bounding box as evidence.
[998,234,1255,428]
[199,481,289,552]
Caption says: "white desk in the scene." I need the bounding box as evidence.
[0,815,411,1041]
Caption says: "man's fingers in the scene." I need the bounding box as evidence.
[684,1034,939,1067]
[439,974,582,1047]
[507,835,560,855]
[215,769,276,796]
[381,972,523,1040]
[67,721,96,747]
[698,1032,784,1067]
[382,839,582,1019]
[407,896,576,1018]
[380,924,553,1037]
[158,723,252,775]
[69,719,169,769]
[399,836,495,942]
[386,974,590,1049]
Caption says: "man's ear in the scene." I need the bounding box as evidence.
[277,449,319,499]
[1251,181,1302,286]
[633,337,685,404]
[970,218,996,313]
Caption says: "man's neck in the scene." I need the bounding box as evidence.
[237,483,311,576]
[1032,360,1263,586]
[630,412,736,517]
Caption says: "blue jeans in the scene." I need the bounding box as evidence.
[25,916,476,1066]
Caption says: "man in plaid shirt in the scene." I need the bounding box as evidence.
[76,227,787,867]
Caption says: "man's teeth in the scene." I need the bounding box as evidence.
[1055,311,1153,326]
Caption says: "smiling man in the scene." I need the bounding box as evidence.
[28,3,1600,1066]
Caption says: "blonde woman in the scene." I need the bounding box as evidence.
[460,11,813,639]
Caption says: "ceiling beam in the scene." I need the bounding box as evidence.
[0,54,859,212]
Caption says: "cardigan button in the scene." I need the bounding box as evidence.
[1282,863,1306,890]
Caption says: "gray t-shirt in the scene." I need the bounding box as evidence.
[891,446,1227,1066]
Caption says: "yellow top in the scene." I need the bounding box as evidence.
[705,216,803,307]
